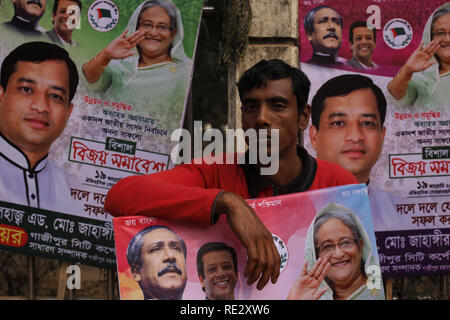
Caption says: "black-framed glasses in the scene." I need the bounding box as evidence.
[317,238,357,256]
[432,30,450,38]
[138,22,172,33]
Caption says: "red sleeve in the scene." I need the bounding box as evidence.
[311,159,359,189]
[104,163,224,225]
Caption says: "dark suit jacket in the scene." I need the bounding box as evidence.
[46,29,78,46]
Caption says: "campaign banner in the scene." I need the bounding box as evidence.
[298,0,450,278]
[113,184,385,300]
[0,200,115,269]
[0,0,203,260]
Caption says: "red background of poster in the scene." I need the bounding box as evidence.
[298,0,447,76]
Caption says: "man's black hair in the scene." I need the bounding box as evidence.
[311,74,386,129]
[196,242,238,279]
[1,41,79,103]
[52,0,82,16]
[237,59,311,115]
[304,5,343,35]
[349,20,376,44]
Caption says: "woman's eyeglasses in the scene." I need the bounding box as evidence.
[317,238,357,256]
[138,22,172,33]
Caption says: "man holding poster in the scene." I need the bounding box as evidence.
[106,59,359,290]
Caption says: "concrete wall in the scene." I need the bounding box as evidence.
[228,0,299,130]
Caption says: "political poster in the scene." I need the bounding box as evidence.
[299,0,450,277]
[0,0,203,266]
[113,184,385,300]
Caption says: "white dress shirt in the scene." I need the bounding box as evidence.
[0,134,86,217]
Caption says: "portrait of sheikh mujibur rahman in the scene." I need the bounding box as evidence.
[127,225,187,300]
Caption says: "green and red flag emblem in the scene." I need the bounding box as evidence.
[97,8,112,19]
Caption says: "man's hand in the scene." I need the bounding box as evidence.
[214,191,281,290]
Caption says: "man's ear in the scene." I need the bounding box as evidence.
[67,102,74,117]
[309,124,319,151]
[199,275,206,292]
[52,13,56,24]
[298,104,311,131]
[306,33,312,42]
[131,266,141,282]
[0,85,5,104]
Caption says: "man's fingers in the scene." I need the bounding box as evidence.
[243,241,258,280]
[257,240,277,290]
[247,239,267,287]
[270,241,281,284]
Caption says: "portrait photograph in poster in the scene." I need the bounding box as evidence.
[113,184,385,300]
[299,0,450,278]
[0,0,203,266]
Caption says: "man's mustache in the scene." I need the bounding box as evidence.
[324,32,338,40]
[157,263,182,277]
[27,0,43,8]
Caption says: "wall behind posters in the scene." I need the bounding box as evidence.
[299,0,450,278]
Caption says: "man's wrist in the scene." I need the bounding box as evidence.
[212,191,241,224]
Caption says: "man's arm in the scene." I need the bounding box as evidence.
[105,163,280,289]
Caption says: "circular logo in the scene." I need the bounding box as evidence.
[272,233,288,273]
[383,18,413,49]
[88,0,119,32]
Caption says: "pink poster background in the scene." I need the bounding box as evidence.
[113,184,380,300]
[298,0,447,77]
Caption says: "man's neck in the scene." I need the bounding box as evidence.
[355,56,373,67]
[0,130,47,169]
[55,28,73,44]
[262,148,302,186]
[13,15,38,29]
[23,150,47,169]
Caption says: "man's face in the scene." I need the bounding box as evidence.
[13,0,46,21]
[307,8,342,55]
[133,228,187,300]
[199,250,238,300]
[241,78,310,161]
[351,26,376,62]
[310,88,385,183]
[0,60,73,157]
[53,0,79,34]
